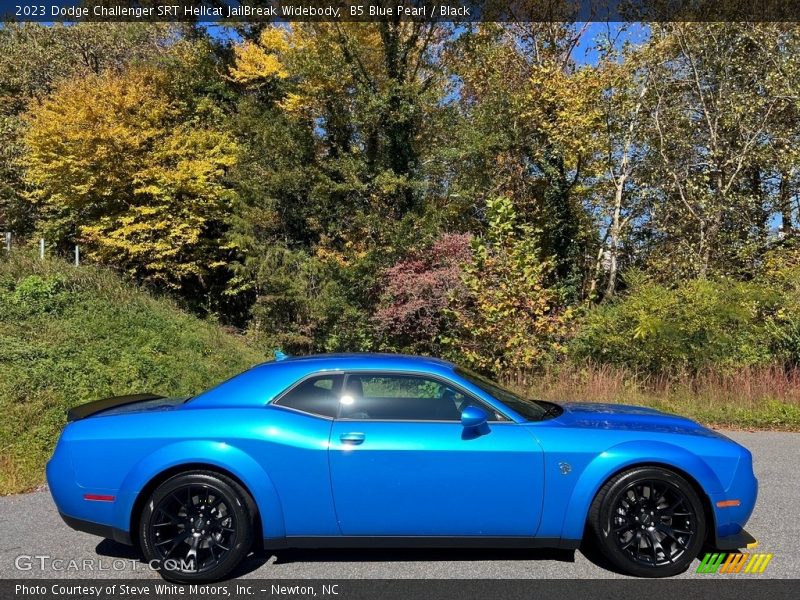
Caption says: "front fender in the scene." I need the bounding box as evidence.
[112,440,285,540]
[559,440,725,541]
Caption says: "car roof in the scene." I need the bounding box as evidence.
[270,352,455,370]
[189,353,458,409]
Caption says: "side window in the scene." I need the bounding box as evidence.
[274,375,343,418]
[339,374,505,421]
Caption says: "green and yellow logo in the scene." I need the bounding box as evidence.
[697,552,773,574]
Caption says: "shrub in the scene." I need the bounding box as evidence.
[445,197,572,374]
[5,274,69,315]
[571,274,779,374]
[374,233,473,354]
[244,245,375,355]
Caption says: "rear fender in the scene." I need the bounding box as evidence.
[113,440,285,540]
[559,440,725,541]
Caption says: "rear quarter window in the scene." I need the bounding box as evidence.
[273,375,343,418]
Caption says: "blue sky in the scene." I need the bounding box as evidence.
[574,22,650,65]
[206,21,651,66]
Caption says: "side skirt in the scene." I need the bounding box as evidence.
[264,536,580,551]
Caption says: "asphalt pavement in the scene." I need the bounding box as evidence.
[1,431,797,580]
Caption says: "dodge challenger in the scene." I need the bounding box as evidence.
[47,353,758,581]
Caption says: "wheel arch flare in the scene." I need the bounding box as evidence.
[558,440,725,542]
[114,440,286,541]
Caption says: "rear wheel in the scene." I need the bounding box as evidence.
[588,466,706,577]
[139,471,255,582]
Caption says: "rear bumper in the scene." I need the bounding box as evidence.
[59,513,132,545]
[48,432,131,545]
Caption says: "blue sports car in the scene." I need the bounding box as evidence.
[47,353,758,581]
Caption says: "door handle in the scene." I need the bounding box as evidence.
[340,432,365,445]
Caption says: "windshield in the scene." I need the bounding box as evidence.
[455,368,560,421]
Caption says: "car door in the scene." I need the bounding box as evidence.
[328,372,545,536]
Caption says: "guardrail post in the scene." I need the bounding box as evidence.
[74,245,80,266]
[39,238,45,260]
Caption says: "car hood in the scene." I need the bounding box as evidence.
[553,402,724,438]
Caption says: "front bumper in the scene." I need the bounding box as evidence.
[713,528,757,550]
[710,445,758,547]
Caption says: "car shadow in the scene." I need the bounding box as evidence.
[95,539,140,560]
[95,537,702,577]
[97,537,577,568]
[94,539,269,580]
[576,539,629,575]
[576,538,706,577]
[269,546,576,565]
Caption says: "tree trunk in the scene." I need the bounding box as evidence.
[700,209,722,278]
[604,176,626,299]
[779,171,795,234]
[587,233,608,301]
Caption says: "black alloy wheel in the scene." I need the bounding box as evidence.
[589,466,707,577]
[139,471,255,582]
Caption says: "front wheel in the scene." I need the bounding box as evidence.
[139,471,255,582]
[588,467,706,577]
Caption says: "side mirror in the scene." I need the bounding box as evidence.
[461,405,488,428]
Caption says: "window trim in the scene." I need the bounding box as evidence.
[336,370,513,423]
[269,371,345,420]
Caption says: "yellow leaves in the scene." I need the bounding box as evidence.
[24,67,173,210]
[279,92,308,114]
[230,22,418,123]
[522,64,603,161]
[229,27,293,85]
[228,26,330,116]
[230,42,288,84]
[139,124,238,203]
[314,232,370,267]
[259,27,292,53]
[80,204,209,282]
[22,63,238,288]
[314,246,349,268]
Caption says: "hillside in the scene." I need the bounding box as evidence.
[0,253,266,494]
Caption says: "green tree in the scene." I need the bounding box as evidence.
[447,197,571,374]
[225,23,457,350]
[450,24,601,300]
[638,23,794,280]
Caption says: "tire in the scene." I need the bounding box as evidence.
[588,466,707,577]
[138,471,256,583]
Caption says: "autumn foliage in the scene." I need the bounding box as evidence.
[3,22,800,381]
[23,65,237,289]
[374,233,472,354]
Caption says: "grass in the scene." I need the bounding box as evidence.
[509,363,800,431]
[0,252,266,495]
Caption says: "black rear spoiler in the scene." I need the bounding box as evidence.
[67,393,165,422]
